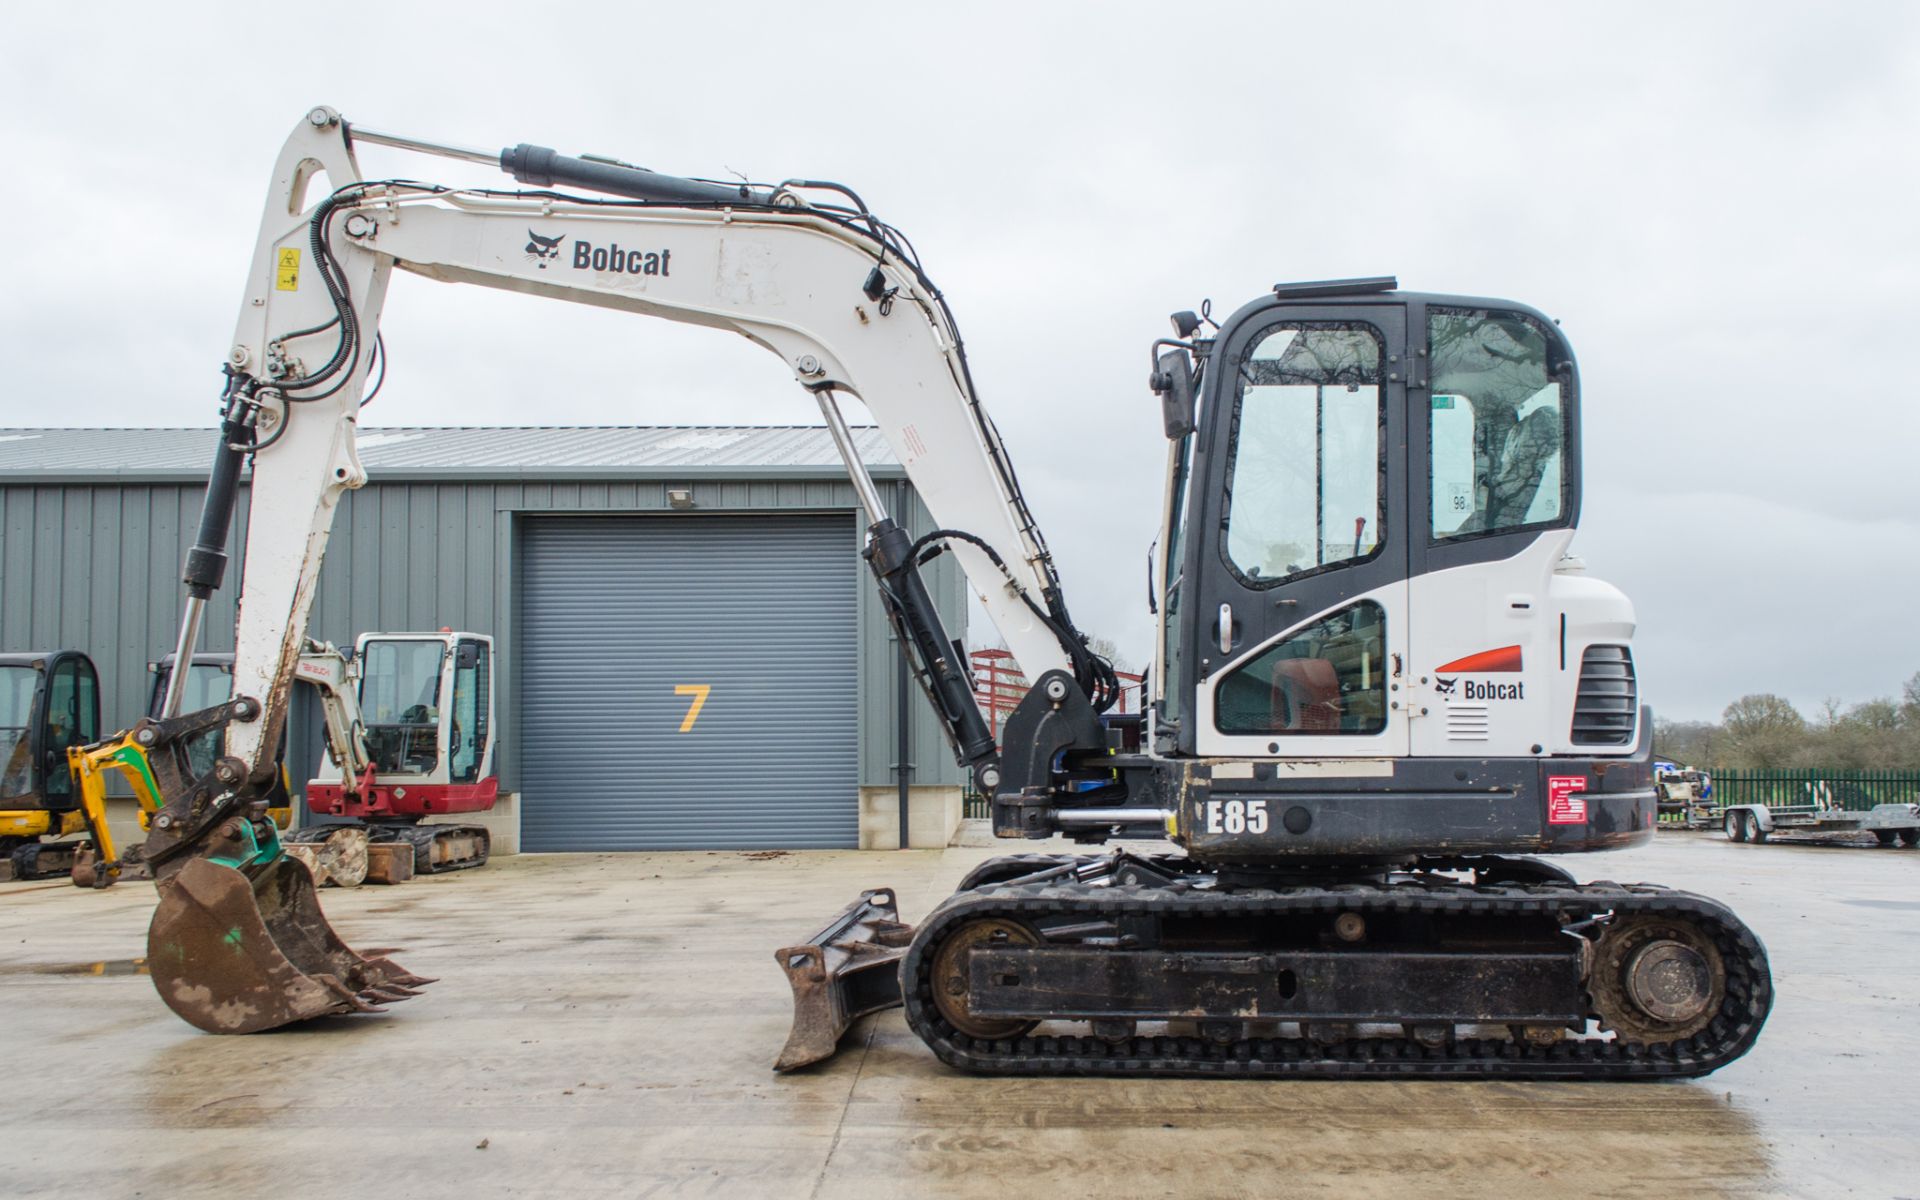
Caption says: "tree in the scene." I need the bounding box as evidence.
[1719,694,1805,769]
[1652,718,1721,767]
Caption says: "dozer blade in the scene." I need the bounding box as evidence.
[147,856,434,1034]
[773,887,912,1072]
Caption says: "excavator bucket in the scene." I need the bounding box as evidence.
[147,855,433,1034]
[773,888,912,1072]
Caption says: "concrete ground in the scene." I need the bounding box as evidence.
[0,831,1914,1199]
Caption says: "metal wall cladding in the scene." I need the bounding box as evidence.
[0,483,243,739]
[517,514,860,850]
[1,474,966,808]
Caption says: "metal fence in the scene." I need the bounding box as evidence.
[1699,769,1920,813]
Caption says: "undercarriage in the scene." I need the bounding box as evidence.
[784,852,1772,1080]
[286,821,491,877]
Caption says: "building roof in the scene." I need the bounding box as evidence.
[0,425,900,483]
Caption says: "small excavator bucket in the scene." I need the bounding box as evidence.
[773,888,913,1072]
[147,856,433,1034]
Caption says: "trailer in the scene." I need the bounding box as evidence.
[1720,782,1920,846]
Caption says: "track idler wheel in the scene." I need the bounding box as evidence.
[929,918,1041,1041]
[1589,915,1725,1043]
[147,856,433,1034]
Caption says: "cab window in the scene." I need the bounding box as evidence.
[449,642,489,784]
[1215,602,1387,736]
[1429,308,1567,539]
[1161,433,1194,711]
[1223,324,1384,584]
[42,658,91,798]
[362,640,447,774]
[0,666,38,799]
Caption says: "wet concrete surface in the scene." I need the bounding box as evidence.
[0,833,1914,1198]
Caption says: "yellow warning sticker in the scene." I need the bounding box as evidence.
[275,247,301,292]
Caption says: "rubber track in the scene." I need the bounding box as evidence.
[901,879,1772,1079]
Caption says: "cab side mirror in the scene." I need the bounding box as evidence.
[1151,349,1195,440]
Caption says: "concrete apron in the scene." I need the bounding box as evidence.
[0,835,1913,1198]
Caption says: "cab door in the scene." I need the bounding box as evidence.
[39,653,99,809]
[448,637,494,785]
[1188,305,1411,759]
[1406,302,1581,759]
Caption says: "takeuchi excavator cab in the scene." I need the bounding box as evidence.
[307,632,496,817]
[0,651,101,873]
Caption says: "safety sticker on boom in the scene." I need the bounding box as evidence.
[275,247,301,291]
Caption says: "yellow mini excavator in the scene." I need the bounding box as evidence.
[1,650,113,881]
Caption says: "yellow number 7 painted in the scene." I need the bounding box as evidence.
[674,684,711,732]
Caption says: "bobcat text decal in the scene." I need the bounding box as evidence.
[572,240,671,276]
[1434,645,1525,701]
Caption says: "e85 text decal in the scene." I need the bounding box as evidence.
[1204,799,1270,835]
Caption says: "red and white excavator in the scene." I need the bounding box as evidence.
[128,107,1768,1077]
[292,631,495,876]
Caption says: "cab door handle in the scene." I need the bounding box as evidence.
[1218,603,1234,654]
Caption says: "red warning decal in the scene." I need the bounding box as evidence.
[1547,775,1589,825]
[1436,645,1524,674]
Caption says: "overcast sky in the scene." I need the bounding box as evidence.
[4,3,1916,722]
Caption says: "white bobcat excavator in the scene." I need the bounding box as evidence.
[133,107,1769,1076]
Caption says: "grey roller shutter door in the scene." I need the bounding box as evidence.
[519,514,859,850]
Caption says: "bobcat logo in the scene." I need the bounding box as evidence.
[524,229,565,268]
[1433,676,1459,697]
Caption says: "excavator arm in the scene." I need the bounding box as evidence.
[140,106,1121,1035]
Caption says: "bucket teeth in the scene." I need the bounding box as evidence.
[319,976,387,1013]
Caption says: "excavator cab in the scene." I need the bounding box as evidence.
[348,634,495,789]
[305,632,496,824]
[0,651,101,879]
[1139,278,1645,862]
[1157,281,1583,755]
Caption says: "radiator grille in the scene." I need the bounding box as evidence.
[1571,645,1637,746]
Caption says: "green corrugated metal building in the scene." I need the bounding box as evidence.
[0,426,967,852]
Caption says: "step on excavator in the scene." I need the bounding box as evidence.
[128,107,1770,1073]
